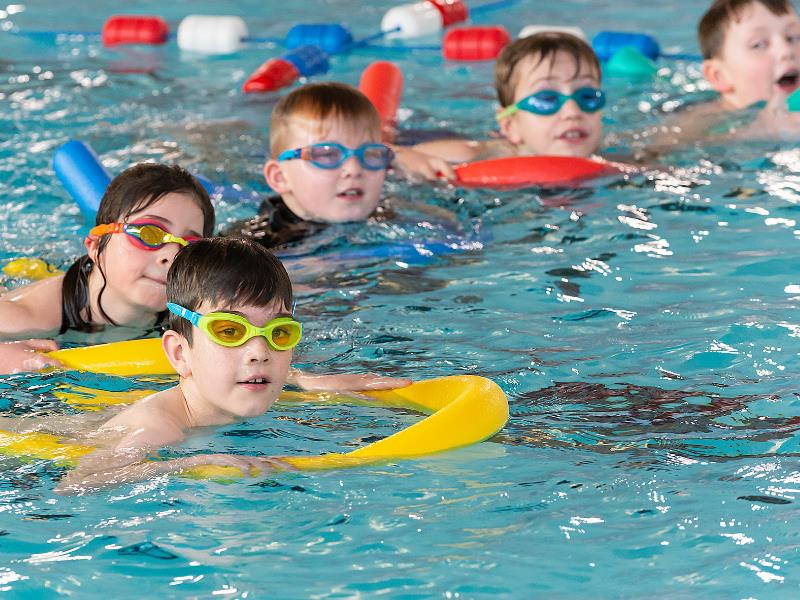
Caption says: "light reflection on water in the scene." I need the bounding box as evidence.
[2,0,800,596]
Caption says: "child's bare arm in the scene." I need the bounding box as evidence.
[393,139,509,181]
[55,448,281,494]
[287,368,412,391]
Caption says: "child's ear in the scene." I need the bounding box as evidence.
[264,159,291,194]
[84,235,100,262]
[703,58,733,94]
[162,330,192,378]
[497,111,523,145]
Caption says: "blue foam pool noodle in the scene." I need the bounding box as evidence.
[53,140,111,217]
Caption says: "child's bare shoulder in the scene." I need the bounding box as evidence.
[0,274,65,336]
[98,387,187,449]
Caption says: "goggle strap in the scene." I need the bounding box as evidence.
[88,223,123,237]
[496,105,518,121]
[167,302,202,326]
[276,149,302,162]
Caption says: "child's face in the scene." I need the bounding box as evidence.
[499,50,603,158]
[179,299,293,421]
[92,193,205,319]
[707,3,800,108]
[265,117,385,223]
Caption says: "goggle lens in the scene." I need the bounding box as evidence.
[133,224,170,247]
[209,319,249,344]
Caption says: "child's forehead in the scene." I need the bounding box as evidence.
[284,114,379,146]
[198,299,289,318]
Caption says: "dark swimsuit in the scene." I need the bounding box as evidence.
[222,196,325,250]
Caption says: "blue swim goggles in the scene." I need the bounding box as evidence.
[276,142,394,171]
[497,87,606,120]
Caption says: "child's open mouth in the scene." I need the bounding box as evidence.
[557,129,589,143]
[776,70,800,93]
[238,376,272,389]
[336,187,364,201]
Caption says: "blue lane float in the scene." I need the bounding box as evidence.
[592,31,702,62]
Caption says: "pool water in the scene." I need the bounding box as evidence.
[2,0,800,596]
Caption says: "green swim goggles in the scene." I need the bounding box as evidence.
[167,303,302,350]
[497,87,606,120]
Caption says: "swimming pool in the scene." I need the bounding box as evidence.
[2,0,800,596]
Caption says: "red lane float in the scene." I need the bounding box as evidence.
[242,45,329,94]
[102,15,169,47]
[428,0,469,27]
[444,26,511,61]
[242,59,300,93]
[359,61,404,142]
[454,156,614,188]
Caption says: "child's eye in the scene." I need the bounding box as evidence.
[750,39,768,50]
[788,34,800,44]
[272,327,290,344]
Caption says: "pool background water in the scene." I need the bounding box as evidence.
[2,0,800,596]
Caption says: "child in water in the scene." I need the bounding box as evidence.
[51,238,308,492]
[0,163,410,392]
[653,0,800,148]
[0,163,213,373]
[393,32,607,180]
[224,82,396,248]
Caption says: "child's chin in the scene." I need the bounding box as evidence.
[327,204,377,223]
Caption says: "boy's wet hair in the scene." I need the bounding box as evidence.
[495,32,601,108]
[699,0,794,59]
[62,163,214,333]
[269,82,381,155]
[166,237,293,344]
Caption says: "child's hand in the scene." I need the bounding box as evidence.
[288,369,413,392]
[392,146,456,182]
[185,453,294,476]
[0,339,62,374]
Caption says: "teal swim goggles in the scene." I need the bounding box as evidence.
[277,142,394,170]
[497,87,606,120]
[167,303,302,350]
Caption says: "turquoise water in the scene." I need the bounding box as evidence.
[3,0,800,596]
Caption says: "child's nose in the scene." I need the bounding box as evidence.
[244,335,271,362]
[776,35,796,59]
[340,155,364,177]
[156,243,181,265]
[560,98,583,118]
